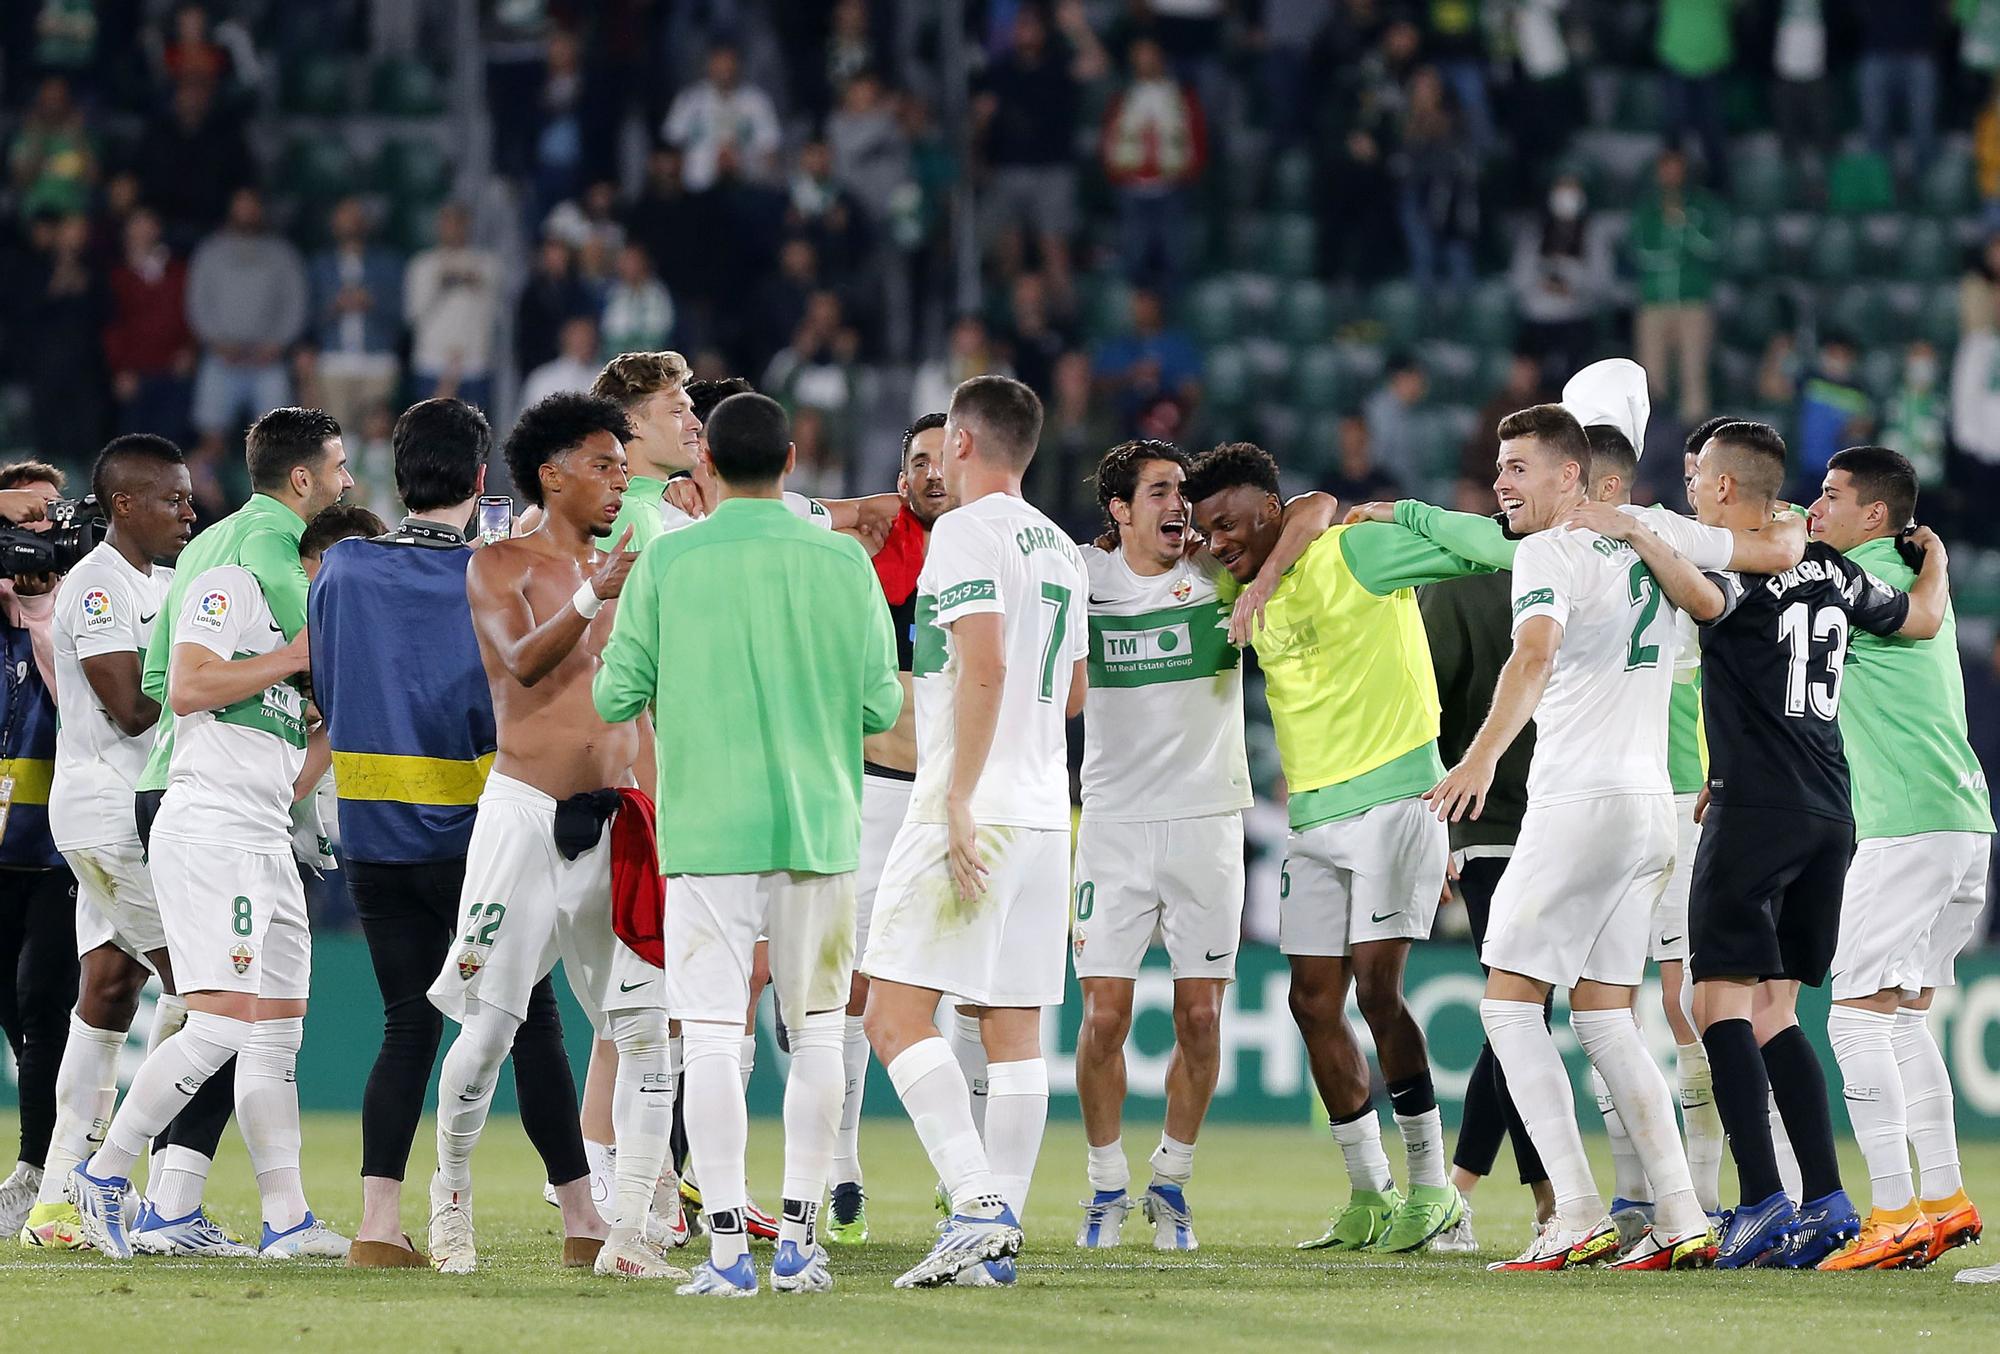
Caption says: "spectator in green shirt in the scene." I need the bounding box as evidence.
[1630,150,1725,425]
[8,75,96,220]
[593,391,899,1295]
[1656,0,1734,190]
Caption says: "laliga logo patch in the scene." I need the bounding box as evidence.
[1072,930,1087,960]
[1172,578,1192,602]
[81,588,114,630]
[229,942,254,975]
[194,589,230,631]
[457,950,484,981]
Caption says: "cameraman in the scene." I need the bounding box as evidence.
[309,398,592,1266]
[0,460,80,1239]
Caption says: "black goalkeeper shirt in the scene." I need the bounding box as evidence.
[1697,541,1909,822]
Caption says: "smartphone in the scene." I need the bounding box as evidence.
[477,495,513,545]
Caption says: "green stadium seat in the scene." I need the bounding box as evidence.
[1713,346,1760,408]
[1821,282,1883,341]
[1899,218,1955,283]
[1463,280,1515,348]
[1616,74,1665,134]
[1204,345,1252,410]
[1418,341,1478,386]
[1232,273,1280,332]
[1272,150,1314,212]
[1246,339,1295,387]
[1254,403,1301,458]
[1369,279,1424,349]
[1335,340,1388,389]
[1083,277,1133,339]
[372,138,453,205]
[1732,151,1791,218]
[1230,214,1273,272]
[279,137,358,201]
[1724,217,1773,279]
[1291,344,1346,411]
[1920,283,1962,348]
[1182,278,1237,346]
[1827,150,1896,214]
[1920,150,1975,217]
[1271,214,1317,278]
[1859,349,1901,402]
[1413,409,1468,481]
[1279,281,1334,346]
[1857,214,1905,278]
[385,200,442,254]
[1808,219,1862,282]
[1879,283,1923,344]
[371,58,446,116]
[1301,412,1347,473]
[1720,284,1787,349]
[1770,213,1817,276]
[282,53,352,116]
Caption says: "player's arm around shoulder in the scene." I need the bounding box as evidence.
[1885,526,1950,641]
[167,565,310,717]
[240,527,311,636]
[1564,501,1727,621]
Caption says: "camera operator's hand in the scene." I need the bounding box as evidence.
[9,571,57,597]
[0,484,57,525]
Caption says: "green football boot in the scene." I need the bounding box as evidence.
[1298,1188,1403,1251]
[1372,1183,1467,1253]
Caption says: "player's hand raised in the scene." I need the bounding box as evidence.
[1560,499,1633,540]
[1342,501,1395,525]
[1227,572,1279,645]
[946,795,988,902]
[1908,524,1948,569]
[590,527,640,601]
[1424,755,1493,823]
[663,477,706,519]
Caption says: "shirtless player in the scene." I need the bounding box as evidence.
[423,392,676,1280]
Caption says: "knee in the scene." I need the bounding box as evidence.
[1173,995,1222,1051]
[680,1019,743,1073]
[607,1007,670,1061]
[1079,997,1133,1051]
[791,1008,845,1055]
[384,994,443,1045]
[1288,975,1341,1032]
[1353,973,1406,1029]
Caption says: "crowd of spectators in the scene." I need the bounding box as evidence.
[8,1,2000,544]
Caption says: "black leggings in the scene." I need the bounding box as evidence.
[0,865,79,1166]
[347,858,587,1185]
[1450,855,1550,1186]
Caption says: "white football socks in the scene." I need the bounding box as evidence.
[94,1011,248,1180]
[1894,1007,1963,1199]
[1328,1107,1395,1196]
[1150,1134,1195,1188]
[739,1033,756,1098]
[984,1058,1048,1220]
[1589,1062,1652,1205]
[607,1008,673,1240]
[1393,1107,1448,1189]
[237,1016,308,1231]
[434,1000,519,1194]
[144,1144,212,1219]
[1087,1138,1130,1193]
[779,1011,846,1248]
[831,1013,870,1189]
[1482,998,1601,1231]
[682,1021,749,1266]
[38,1014,123,1205]
[947,1010,989,1135]
[886,1036,999,1211]
[1676,1040,1724,1214]
[1828,1005,1911,1212]
[1769,1089,1803,1202]
[1573,1008,1703,1236]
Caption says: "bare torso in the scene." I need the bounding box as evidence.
[471,534,639,799]
[862,671,916,772]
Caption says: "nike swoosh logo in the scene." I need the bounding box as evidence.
[1089,595,1114,605]
[1660,935,1683,946]
[1204,948,1233,962]
[618,979,649,992]
[639,1086,673,1094]
[456,1093,483,1102]
[1370,909,1403,923]
[267,622,285,635]
[139,611,157,624]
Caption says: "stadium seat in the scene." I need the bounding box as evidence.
[1291,344,1346,410]
[1820,282,1883,341]
[1731,149,1791,218]
[1271,214,1317,278]
[279,137,359,201]
[1272,150,1314,212]
[1858,213,1906,278]
[1770,213,1818,276]
[371,58,447,116]
[282,53,352,117]
[1254,402,1301,458]
[1920,283,1961,348]
[1279,281,1334,346]
[1230,214,1273,272]
[1083,276,1133,339]
[385,200,442,254]
[1719,283,1787,349]
[1859,348,1901,401]
[1827,150,1896,214]
[1205,344,1252,410]
[1724,217,1773,279]
[1301,411,1347,471]
[1369,279,1424,349]
[1232,272,1281,332]
[1616,73,1665,135]
[372,138,453,205]
[1919,148,1975,217]
[1898,217,1954,282]
[1335,340,1388,389]
[1463,280,1515,348]
[1182,277,1238,346]
[1417,341,1478,386]
[1808,219,1861,282]
[1879,282,1923,344]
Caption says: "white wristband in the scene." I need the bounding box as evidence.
[571,581,604,619]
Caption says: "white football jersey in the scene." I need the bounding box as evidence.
[49,543,174,850]
[1510,504,1734,806]
[1079,545,1250,821]
[908,492,1088,830]
[153,564,308,854]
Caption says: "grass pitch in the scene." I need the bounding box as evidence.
[4,1113,1997,1353]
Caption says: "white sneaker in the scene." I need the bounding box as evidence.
[428,1174,476,1274]
[1076,1189,1131,1248]
[543,1142,616,1224]
[1956,1262,2000,1284]
[594,1229,690,1279]
[770,1240,834,1293]
[259,1211,351,1260]
[896,1200,1022,1289]
[131,1203,258,1257]
[0,1162,43,1239]
[1142,1184,1198,1251]
[1431,1202,1479,1254]
[1488,1221,1592,1272]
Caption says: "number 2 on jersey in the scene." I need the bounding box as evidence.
[1037,582,1072,703]
[1625,561,1664,670]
